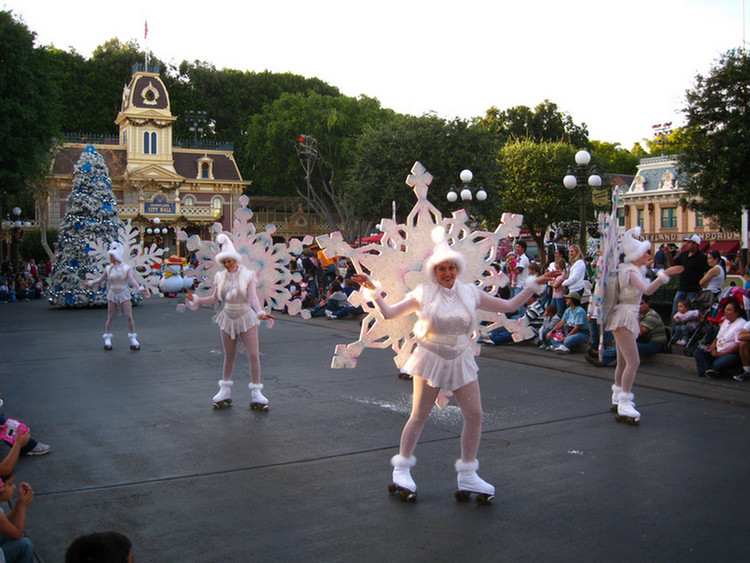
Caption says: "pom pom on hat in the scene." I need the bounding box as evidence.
[215,234,242,265]
[424,226,465,282]
[621,227,651,263]
[107,242,125,263]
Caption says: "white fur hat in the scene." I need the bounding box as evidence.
[424,226,465,282]
[214,234,242,265]
[108,242,125,263]
[621,227,651,263]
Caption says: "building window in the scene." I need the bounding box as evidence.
[695,210,704,228]
[661,207,678,229]
[201,162,210,179]
[618,208,626,228]
[637,208,644,229]
[211,196,224,217]
[182,195,196,207]
[143,131,157,155]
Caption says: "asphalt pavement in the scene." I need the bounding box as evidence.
[1,297,749,563]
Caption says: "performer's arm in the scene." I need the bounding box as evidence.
[185,286,218,310]
[478,271,561,313]
[85,268,108,287]
[246,274,273,320]
[126,267,147,295]
[351,273,419,319]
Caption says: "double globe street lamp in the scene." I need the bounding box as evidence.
[563,150,601,254]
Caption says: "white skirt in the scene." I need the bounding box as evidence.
[605,304,639,337]
[214,307,260,339]
[404,342,478,392]
[107,287,133,305]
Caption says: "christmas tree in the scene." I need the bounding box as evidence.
[47,145,124,307]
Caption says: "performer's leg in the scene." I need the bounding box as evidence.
[398,376,440,458]
[121,300,136,333]
[239,326,261,385]
[104,301,117,333]
[452,380,483,463]
[220,330,239,381]
[614,328,639,393]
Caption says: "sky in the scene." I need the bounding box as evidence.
[3,0,747,149]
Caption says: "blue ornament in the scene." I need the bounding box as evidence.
[82,163,92,172]
[85,145,96,154]
[65,295,74,305]
[71,259,79,268]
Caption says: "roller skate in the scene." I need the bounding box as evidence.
[103,333,113,351]
[212,380,233,409]
[388,455,417,501]
[249,383,269,412]
[455,459,495,504]
[128,333,140,351]
[610,384,622,413]
[615,392,640,425]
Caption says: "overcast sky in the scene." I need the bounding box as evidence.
[4,0,746,148]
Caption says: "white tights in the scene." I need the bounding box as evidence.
[220,326,261,384]
[613,327,639,393]
[399,376,483,463]
[105,300,136,334]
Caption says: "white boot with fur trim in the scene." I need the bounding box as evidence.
[455,459,495,504]
[103,333,113,351]
[128,333,140,350]
[249,383,269,411]
[212,380,233,409]
[388,454,417,501]
[615,392,640,424]
[610,384,622,413]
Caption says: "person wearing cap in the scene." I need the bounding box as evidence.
[606,228,682,423]
[545,291,590,354]
[352,227,561,502]
[667,234,709,326]
[84,242,148,351]
[185,234,275,410]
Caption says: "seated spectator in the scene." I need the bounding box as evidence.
[66,531,133,563]
[0,280,9,303]
[0,471,35,563]
[733,319,750,381]
[586,297,667,366]
[481,293,545,345]
[545,292,590,354]
[694,299,746,379]
[310,281,349,317]
[329,280,366,319]
[537,304,560,348]
[672,299,701,346]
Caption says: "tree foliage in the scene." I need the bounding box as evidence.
[679,48,750,229]
[494,139,578,259]
[344,114,496,229]
[0,11,61,195]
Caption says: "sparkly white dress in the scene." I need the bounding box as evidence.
[89,263,142,304]
[191,266,263,339]
[369,279,543,392]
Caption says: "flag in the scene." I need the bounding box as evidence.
[144,20,149,39]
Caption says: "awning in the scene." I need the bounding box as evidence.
[709,240,740,255]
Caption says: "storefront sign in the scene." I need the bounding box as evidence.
[144,194,175,215]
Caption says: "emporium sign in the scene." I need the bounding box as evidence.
[643,231,739,243]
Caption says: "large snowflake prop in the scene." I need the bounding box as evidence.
[318,161,526,369]
[178,194,310,316]
[85,220,165,297]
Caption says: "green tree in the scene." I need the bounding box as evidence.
[494,139,578,262]
[241,92,393,241]
[679,48,750,230]
[644,127,690,156]
[0,11,61,195]
[476,100,589,147]
[590,140,639,175]
[345,114,496,230]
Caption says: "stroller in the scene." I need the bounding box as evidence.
[682,286,749,356]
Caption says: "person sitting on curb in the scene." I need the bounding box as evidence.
[585,297,667,367]
[694,299,746,379]
[0,471,35,563]
[545,292,589,354]
[734,318,750,381]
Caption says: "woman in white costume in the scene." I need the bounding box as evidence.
[353,229,561,502]
[84,242,147,350]
[605,227,681,423]
[186,235,274,410]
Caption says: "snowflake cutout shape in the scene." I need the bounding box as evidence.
[86,219,165,296]
[178,194,311,316]
[318,161,526,369]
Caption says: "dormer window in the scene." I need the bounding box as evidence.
[197,156,214,179]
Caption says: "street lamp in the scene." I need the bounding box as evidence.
[563,150,602,254]
[446,169,487,222]
[183,110,207,148]
[652,122,673,156]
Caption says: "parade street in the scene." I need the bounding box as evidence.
[1,297,749,563]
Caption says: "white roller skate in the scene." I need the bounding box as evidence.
[128,332,140,350]
[388,454,417,501]
[103,333,113,351]
[610,384,622,413]
[249,383,269,411]
[455,459,495,504]
[615,392,640,425]
[212,380,233,409]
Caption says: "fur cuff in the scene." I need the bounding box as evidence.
[525,276,546,295]
[248,383,263,391]
[185,297,200,311]
[362,281,383,301]
[391,454,417,469]
[455,459,479,472]
[218,380,233,388]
